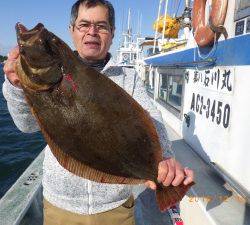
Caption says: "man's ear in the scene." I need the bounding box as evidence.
[69,25,74,35]
[111,27,115,39]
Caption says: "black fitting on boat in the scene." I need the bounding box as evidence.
[184,113,190,127]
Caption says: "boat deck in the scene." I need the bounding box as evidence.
[165,122,250,225]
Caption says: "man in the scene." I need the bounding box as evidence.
[3,0,194,224]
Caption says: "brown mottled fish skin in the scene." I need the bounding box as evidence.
[15,23,194,211]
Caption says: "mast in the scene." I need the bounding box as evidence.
[161,0,169,44]
[153,0,163,54]
[123,8,131,48]
[137,11,142,38]
[127,8,131,32]
[128,8,132,44]
[183,0,192,40]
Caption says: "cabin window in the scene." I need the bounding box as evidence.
[159,74,168,102]
[145,70,155,96]
[158,73,184,116]
[147,47,160,57]
[235,0,250,20]
[167,75,183,110]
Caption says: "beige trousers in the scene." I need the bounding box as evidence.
[43,197,135,225]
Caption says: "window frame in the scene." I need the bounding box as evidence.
[156,68,185,119]
[235,0,250,21]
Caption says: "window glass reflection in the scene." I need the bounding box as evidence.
[159,74,183,111]
[145,70,155,95]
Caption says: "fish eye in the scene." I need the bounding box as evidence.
[38,39,43,44]
[19,44,26,55]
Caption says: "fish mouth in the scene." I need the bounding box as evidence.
[16,23,45,43]
[15,22,61,70]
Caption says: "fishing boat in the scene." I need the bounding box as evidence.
[137,0,250,224]
[116,9,142,67]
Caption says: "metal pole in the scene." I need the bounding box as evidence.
[153,0,163,54]
[139,13,142,38]
[161,0,169,45]
[128,8,131,43]
[137,11,140,38]
[184,0,191,40]
[128,8,131,31]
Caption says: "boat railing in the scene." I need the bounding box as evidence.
[0,150,44,225]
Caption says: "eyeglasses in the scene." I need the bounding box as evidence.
[74,21,111,34]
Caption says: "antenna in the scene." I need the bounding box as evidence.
[127,8,131,35]
[140,13,142,38]
[121,10,124,34]
[137,11,142,38]
[137,11,140,38]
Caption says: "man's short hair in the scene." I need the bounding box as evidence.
[70,0,115,31]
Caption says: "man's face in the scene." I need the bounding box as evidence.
[70,4,114,60]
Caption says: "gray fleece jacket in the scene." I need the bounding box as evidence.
[2,59,173,214]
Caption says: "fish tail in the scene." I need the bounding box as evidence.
[156,182,195,212]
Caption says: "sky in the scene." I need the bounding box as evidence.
[0,0,185,56]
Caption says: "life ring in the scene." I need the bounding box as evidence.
[192,0,228,47]
[123,53,129,61]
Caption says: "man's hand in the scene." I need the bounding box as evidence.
[3,46,21,88]
[145,157,194,190]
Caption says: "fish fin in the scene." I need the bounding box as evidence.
[42,127,143,185]
[156,182,195,211]
[52,146,143,184]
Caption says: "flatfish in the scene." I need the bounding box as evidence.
[15,23,194,211]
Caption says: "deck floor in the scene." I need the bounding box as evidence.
[134,187,173,225]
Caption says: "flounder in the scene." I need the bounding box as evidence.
[15,23,194,211]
